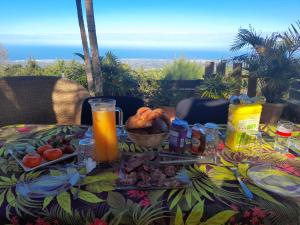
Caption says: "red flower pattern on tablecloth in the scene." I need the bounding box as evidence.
[127,190,148,199]
[88,218,108,225]
[250,216,259,225]
[127,190,151,207]
[229,204,239,212]
[229,216,236,223]
[139,197,151,207]
[35,217,51,225]
[16,126,31,133]
[52,220,59,225]
[10,216,19,225]
[243,210,252,218]
[252,207,267,218]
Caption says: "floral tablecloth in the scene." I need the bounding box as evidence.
[0,124,300,225]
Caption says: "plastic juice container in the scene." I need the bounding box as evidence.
[225,103,262,151]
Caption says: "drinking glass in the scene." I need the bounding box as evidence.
[274,120,294,153]
[77,138,95,168]
[88,98,123,163]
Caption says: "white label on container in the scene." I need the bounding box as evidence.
[169,130,179,137]
[237,116,260,132]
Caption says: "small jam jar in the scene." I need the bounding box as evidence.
[191,124,206,155]
[168,118,188,153]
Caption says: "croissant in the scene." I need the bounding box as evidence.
[126,107,171,131]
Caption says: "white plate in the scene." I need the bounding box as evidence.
[248,164,300,197]
[9,149,78,172]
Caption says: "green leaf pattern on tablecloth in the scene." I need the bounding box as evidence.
[200,210,237,225]
[56,191,72,215]
[185,201,204,225]
[43,195,53,209]
[0,124,299,224]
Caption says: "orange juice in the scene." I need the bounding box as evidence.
[92,111,119,162]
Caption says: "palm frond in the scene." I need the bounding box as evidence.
[258,199,299,225]
[231,26,264,51]
[281,20,300,56]
[132,202,169,225]
[42,204,96,225]
[74,52,85,60]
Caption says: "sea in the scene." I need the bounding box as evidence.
[4,44,243,69]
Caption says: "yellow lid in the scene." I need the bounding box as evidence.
[229,104,262,115]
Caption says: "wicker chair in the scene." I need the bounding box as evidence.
[0,76,90,126]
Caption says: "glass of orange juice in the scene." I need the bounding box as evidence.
[88,98,122,163]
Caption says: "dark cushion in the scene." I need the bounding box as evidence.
[176,98,229,124]
[81,96,144,125]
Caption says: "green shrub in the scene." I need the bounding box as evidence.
[163,58,204,80]
[196,73,239,99]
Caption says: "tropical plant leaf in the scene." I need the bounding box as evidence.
[56,191,72,215]
[258,198,299,225]
[208,166,236,181]
[168,189,179,201]
[198,164,207,173]
[6,188,16,207]
[185,188,192,209]
[170,189,185,209]
[107,192,127,210]
[14,195,43,217]
[0,147,5,157]
[43,196,53,209]
[175,206,184,225]
[0,176,14,184]
[186,200,204,225]
[43,204,96,225]
[82,172,118,185]
[237,164,249,177]
[247,184,282,206]
[76,189,104,203]
[191,190,202,203]
[219,157,234,167]
[148,190,165,203]
[0,189,6,207]
[132,202,168,225]
[50,170,63,176]
[85,180,116,193]
[193,180,213,201]
[200,210,237,225]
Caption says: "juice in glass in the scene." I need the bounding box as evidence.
[89,99,119,162]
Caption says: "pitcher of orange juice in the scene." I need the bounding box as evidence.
[88,98,123,163]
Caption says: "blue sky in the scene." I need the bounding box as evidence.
[0,0,299,49]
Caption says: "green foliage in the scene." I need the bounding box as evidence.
[196,73,238,99]
[175,204,236,225]
[231,22,300,103]
[56,191,72,215]
[101,51,138,96]
[0,54,206,107]
[106,192,168,225]
[163,58,204,80]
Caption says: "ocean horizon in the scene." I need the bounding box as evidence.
[4,44,242,61]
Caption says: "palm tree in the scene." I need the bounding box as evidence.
[231,23,300,103]
[84,0,103,96]
[75,0,94,95]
